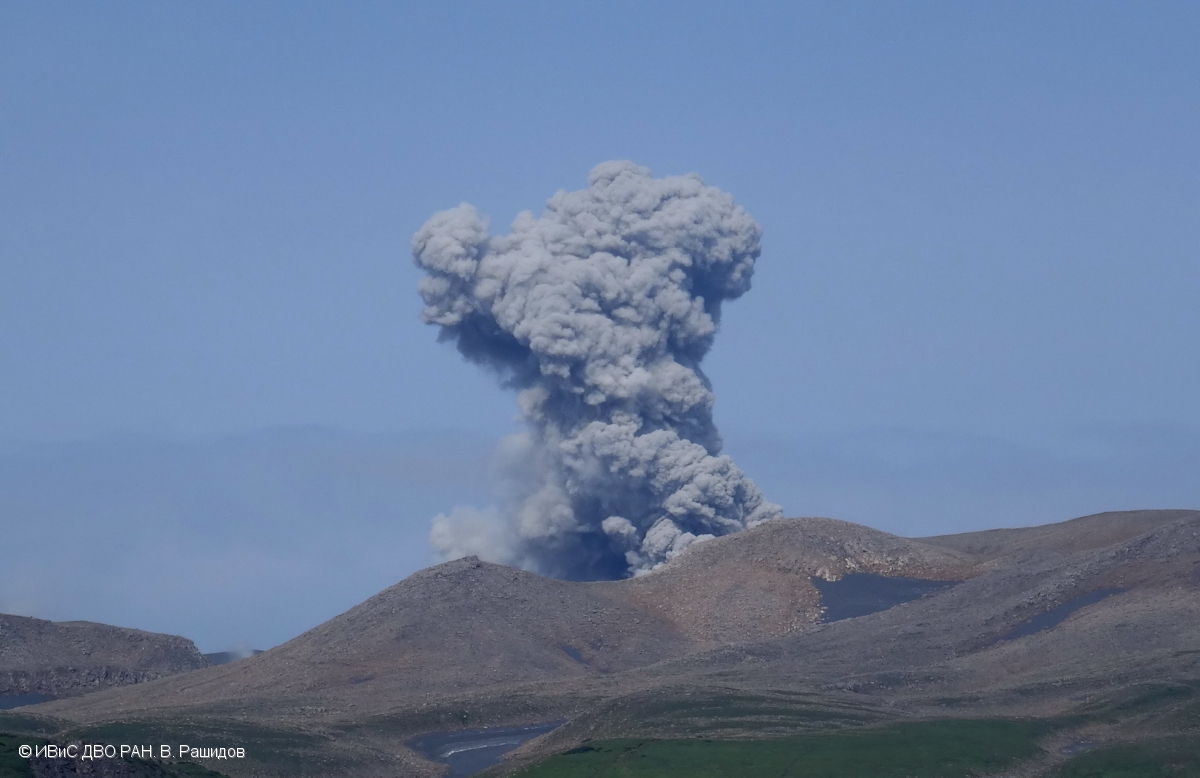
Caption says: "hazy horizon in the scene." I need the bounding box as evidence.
[2,421,1196,652]
[2,2,1197,651]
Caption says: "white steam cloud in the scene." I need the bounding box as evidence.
[414,161,782,579]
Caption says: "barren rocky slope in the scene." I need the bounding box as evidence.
[0,615,207,699]
[8,509,1198,778]
[507,509,1200,768]
[615,516,976,644]
[643,509,1200,699]
[25,517,977,722]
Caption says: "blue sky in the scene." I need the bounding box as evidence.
[2,2,1197,650]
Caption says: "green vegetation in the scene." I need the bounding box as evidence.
[513,718,1050,778]
[0,712,60,738]
[0,735,37,778]
[1052,736,1200,778]
[606,691,883,735]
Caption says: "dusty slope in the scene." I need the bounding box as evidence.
[20,559,692,721]
[14,510,1199,778]
[25,517,975,722]
[621,510,1200,708]
[0,615,207,698]
[504,510,1200,763]
[614,516,975,644]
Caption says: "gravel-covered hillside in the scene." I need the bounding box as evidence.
[0,615,207,699]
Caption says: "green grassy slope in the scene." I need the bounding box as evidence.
[512,719,1049,778]
[1052,736,1200,778]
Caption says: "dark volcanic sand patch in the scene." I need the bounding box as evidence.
[408,721,563,777]
[558,644,587,665]
[1001,588,1128,642]
[813,574,958,622]
[0,694,53,709]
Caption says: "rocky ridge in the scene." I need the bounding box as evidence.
[0,616,207,699]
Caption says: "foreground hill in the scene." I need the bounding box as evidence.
[7,509,1199,778]
[0,615,207,700]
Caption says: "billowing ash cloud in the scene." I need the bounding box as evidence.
[413,161,782,579]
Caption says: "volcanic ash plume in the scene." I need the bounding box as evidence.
[413,161,782,579]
